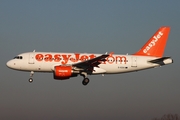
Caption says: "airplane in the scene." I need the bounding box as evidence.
[6,26,173,86]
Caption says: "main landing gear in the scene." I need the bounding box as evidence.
[81,72,90,86]
[28,71,34,83]
[82,78,90,86]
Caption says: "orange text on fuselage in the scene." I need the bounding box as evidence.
[35,53,127,65]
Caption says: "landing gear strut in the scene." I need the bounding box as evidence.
[81,72,90,86]
[29,71,34,83]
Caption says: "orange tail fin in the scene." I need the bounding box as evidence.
[133,26,170,57]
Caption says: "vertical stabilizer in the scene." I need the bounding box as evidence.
[133,26,170,57]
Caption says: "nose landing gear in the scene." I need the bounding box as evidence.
[28,71,34,83]
[29,78,33,83]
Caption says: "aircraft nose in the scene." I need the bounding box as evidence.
[6,61,11,67]
[6,61,12,68]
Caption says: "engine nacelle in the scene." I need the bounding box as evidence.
[53,66,77,80]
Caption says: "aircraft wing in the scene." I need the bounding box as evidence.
[72,53,109,72]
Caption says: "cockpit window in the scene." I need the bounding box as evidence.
[14,56,23,59]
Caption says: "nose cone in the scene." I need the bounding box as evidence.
[6,60,13,68]
[6,61,12,68]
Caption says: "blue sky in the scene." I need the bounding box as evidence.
[0,1,180,120]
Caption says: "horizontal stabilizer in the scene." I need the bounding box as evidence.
[148,57,173,65]
[148,57,170,63]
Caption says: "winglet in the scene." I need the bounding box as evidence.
[133,26,170,57]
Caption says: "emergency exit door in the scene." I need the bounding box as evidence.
[131,57,137,67]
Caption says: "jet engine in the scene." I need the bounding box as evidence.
[53,66,77,80]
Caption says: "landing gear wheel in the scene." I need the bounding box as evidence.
[29,78,33,83]
[82,78,90,86]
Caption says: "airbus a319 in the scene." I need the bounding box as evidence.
[6,26,173,85]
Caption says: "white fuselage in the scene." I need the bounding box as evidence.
[6,52,173,74]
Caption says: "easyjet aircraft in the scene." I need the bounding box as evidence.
[6,26,173,85]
